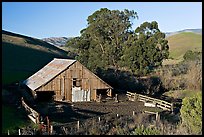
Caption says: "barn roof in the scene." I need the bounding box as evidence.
[23,58,76,91]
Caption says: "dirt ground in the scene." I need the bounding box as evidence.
[35,94,146,124]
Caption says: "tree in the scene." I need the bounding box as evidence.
[66,8,169,77]
[180,92,202,134]
[121,21,169,75]
[69,8,138,73]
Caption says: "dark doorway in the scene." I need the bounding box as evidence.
[36,91,55,102]
[96,89,108,99]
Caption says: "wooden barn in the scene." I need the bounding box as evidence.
[23,58,113,102]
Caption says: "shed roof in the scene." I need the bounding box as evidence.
[23,58,76,91]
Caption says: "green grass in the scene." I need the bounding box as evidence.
[2,70,32,85]
[2,30,71,85]
[167,32,202,60]
[163,90,201,100]
[2,105,30,135]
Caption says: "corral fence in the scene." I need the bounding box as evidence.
[21,97,40,124]
[126,91,173,112]
[52,112,143,135]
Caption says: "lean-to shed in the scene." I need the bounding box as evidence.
[23,58,112,102]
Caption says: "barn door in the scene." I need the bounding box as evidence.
[72,87,90,102]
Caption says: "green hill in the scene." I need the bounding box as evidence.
[166,32,202,60]
[2,30,72,85]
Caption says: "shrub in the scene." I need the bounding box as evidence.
[131,125,160,135]
[185,60,202,90]
[183,50,201,61]
[180,92,202,134]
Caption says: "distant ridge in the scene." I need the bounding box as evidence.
[165,28,202,37]
[42,37,72,47]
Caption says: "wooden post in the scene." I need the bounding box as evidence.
[36,114,39,124]
[18,129,21,135]
[171,103,174,113]
[46,116,50,135]
[134,93,137,101]
[50,125,53,135]
[99,94,102,102]
[156,112,158,121]
[157,112,160,122]
[77,121,80,131]
[8,130,9,135]
[115,94,118,102]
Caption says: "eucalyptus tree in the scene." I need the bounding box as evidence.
[66,8,169,76]
[121,21,169,75]
[72,8,138,72]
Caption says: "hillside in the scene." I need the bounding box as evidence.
[2,30,72,85]
[165,28,202,37]
[166,32,202,60]
[42,37,71,47]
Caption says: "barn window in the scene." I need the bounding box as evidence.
[73,78,81,87]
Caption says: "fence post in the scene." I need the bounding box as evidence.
[50,125,53,135]
[18,129,21,135]
[115,94,118,102]
[134,93,137,101]
[171,103,174,113]
[46,116,50,135]
[36,113,39,124]
[77,121,80,131]
[99,94,102,102]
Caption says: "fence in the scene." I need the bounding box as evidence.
[52,112,141,135]
[21,97,40,124]
[126,91,173,112]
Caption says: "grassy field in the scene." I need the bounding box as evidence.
[2,105,31,135]
[166,32,202,60]
[2,30,71,85]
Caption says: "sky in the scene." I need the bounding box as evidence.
[2,2,202,39]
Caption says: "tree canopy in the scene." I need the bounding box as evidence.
[66,8,169,76]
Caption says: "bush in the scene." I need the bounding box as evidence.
[183,50,201,61]
[185,60,202,90]
[180,92,202,134]
[131,125,160,135]
[159,58,202,91]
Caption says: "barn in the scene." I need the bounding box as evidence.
[23,58,113,102]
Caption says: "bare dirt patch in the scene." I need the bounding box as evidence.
[35,94,145,124]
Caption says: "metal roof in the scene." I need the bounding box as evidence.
[23,58,76,91]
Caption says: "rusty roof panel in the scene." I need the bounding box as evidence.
[23,58,76,91]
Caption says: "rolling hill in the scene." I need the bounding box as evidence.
[166,32,202,60]
[2,30,72,85]
[42,37,72,47]
[165,28,202,37]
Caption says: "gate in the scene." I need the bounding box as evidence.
[72,87,90,102]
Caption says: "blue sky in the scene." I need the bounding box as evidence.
[2,2,202,39]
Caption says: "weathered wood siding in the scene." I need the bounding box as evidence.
[35,61,112,101]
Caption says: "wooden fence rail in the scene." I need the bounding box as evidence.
[126,91,173,112]
[21,97,40,124]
